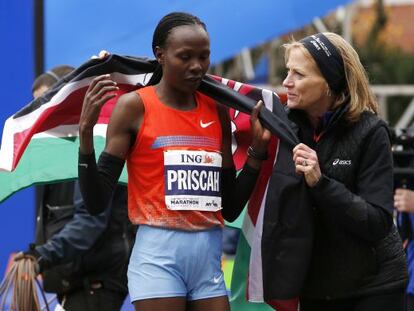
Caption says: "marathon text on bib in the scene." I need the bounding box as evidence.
[164,150,222,211]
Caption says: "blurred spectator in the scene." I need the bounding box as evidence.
[394,124,414,311]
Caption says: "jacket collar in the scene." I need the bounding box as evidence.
[286,100,350,143]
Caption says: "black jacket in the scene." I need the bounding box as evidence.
[208,82,407,300]
[35,181,135,295]
[288,106,408,300]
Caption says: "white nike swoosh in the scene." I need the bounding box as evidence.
[78,163,88,168]
[200,120,215,128]
[213,274,223,283]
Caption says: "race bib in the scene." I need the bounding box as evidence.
[164,150,222,211]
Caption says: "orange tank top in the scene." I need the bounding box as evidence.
[126,86,224,230]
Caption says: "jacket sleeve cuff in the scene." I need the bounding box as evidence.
[34,246,51,272]
[309,175,331,205]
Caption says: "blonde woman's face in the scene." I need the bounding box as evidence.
[282,48,332,116]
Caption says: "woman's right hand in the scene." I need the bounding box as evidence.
[79,74,118,132]
[79,74,118,154]
[80,49,113,132]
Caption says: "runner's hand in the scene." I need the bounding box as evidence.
[91,50,110,59]
[250,100,272,154]
[79,74,118,132]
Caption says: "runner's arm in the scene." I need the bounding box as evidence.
[219,101,271,222]
[79,78,142,215]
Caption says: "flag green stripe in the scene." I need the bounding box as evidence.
[0,136,127,203]
[230,232,272,310]
[224,208,245,229]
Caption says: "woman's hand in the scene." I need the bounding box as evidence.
[245,100,272,169]
[293,143,321,187]
[79,74,118,154]
[394,188,414,213]
[250,100,272,154]
[91,50,110,59]
[80,75,118,131]
[80,50,114,132]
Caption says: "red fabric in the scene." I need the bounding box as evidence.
[267,298,299,311]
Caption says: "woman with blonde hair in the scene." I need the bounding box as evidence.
[283,32,407,310]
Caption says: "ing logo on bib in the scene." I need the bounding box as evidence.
[164,150,222,212]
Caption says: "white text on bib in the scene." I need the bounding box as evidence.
[164,150,222,211]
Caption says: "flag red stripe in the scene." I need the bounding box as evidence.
[247,134,278,226]
[267,298,299,311]
[11,84,137,169]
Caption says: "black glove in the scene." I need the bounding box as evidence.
[14,243,47,274]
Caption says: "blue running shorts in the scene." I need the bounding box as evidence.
[127,225,227,302]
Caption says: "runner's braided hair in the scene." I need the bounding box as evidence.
[148,12,207,85]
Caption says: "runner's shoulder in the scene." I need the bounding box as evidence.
[115,91,144,116]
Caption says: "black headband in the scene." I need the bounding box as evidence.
[300,33,346,94]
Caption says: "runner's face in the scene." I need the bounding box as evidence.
[157,25,210,93]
